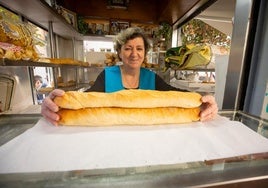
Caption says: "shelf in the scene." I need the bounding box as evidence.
[185,69,214,72]
[171,68,215,72]
[173,79,215,88]
[0,0,83,40]
[59,83,91,92]
[0,58,91,68]
[170,79,215,93]
[37,84,91,95]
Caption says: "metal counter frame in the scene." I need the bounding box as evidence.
[0,111,268,188]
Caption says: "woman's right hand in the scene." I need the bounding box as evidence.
[41,89,65,126]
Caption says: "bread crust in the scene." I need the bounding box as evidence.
[54,89,202,109]
[57,107,200,126]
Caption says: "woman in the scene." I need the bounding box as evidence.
[42,27,218,125]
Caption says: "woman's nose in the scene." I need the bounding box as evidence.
[130,48,138,56]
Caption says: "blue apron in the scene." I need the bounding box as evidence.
[105,65,155,93]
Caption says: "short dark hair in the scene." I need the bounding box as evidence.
[34,75,43,84]
[114,27,151,61]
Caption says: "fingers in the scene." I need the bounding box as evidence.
[200,95,218,122]
[48,89,65,99]
[41,89,65,126]
[201,95,215,104]
[200,104,218,121]
[44,89,64,112]
[41,98,60,124]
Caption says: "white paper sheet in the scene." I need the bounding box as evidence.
[1,115,268,174]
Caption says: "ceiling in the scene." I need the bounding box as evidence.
[56,0,235,35]
[56,0,213,25]
[0,0,214,39]
[0,0,236,41]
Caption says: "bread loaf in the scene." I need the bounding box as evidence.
[55,89,202,126]
[58,107,200,126]
[54,89,202,109]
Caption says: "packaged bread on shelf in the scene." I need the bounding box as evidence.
[37,57,89,66]
[0,18,39,61]
[49,58,81,65]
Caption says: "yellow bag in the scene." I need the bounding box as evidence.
[165,45,212,70]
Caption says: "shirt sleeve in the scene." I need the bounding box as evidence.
[85,70,105,92]
[155,74,187,91]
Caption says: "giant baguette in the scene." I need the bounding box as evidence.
[57,107,200,126]
[54,89,202,109]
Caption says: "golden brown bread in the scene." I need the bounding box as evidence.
[55,90,202,126]
[54,89,202,109]
[57,107,200,126]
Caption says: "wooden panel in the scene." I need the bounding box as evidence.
[58,0,159,24]
[157,0,201,24]
[0,0,214,38]
[56,0,209,26]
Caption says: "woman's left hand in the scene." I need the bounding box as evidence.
[200,95,218,121]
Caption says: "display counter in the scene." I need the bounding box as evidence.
[0,111,268,187]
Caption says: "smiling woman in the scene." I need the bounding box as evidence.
[40,27,218,125]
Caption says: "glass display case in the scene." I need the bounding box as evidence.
[0,111,268,187]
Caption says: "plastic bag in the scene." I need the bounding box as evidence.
[165,45,212,70]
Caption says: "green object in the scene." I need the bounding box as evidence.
[165,45,212,70]
[77,16,89,34]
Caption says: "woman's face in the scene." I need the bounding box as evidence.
[119,37,145,69]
